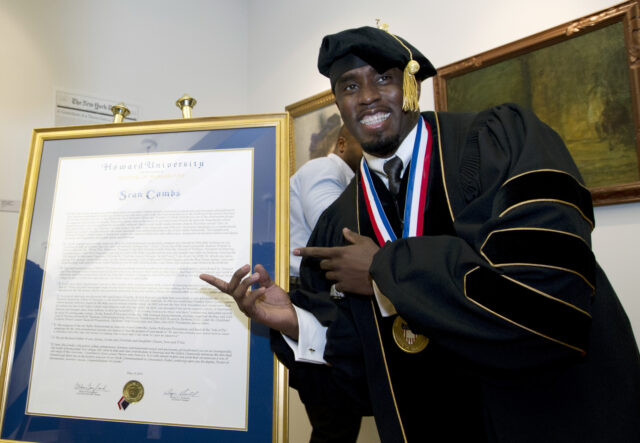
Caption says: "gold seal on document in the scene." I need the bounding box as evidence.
[392,316,429,353]
[123,380,144,403]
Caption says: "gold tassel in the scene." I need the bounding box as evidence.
[377,20,421,112]
[403,60,420,112]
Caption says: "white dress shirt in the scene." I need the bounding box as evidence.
[289,153,355,277]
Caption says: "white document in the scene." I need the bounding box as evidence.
[27,149,253,430]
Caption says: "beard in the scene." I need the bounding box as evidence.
[360,133,402,158]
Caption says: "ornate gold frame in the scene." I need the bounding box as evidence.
[285,90,337,176]
[433,0,640,206]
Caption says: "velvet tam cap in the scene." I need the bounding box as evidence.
[318,26,436,91]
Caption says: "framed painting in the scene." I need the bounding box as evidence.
[285,90,342,175]
[1,114,290,442]
[433,0,640,206]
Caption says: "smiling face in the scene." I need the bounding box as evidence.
[334,65,420,158]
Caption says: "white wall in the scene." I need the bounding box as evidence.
[1,1,638,442]
[0,0,248,314]
[246,0,624,112]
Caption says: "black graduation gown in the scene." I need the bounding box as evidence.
[272,104,640,442]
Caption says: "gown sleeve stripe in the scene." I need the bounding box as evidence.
[434,112,456,223]
[480,228,596,289]
[495,169,594,228]
[464,266,591,354]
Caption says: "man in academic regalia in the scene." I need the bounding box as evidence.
[201,25,640,442]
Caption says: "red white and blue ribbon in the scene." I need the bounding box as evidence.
[360,116,433,247]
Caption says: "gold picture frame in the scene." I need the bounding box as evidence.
[433,0,640,206]
[285,90,341,175]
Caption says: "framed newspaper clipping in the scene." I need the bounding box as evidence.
[0,114,290,443]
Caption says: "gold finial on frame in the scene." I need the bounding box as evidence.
[176,94,197,119]
[111,103,130,124]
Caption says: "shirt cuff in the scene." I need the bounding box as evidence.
[281,305,328,364]
[372,279,397,317]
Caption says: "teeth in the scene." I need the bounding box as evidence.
[360,112,390,126]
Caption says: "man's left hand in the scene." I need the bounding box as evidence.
[294,227,379,295]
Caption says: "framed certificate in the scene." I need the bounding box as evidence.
[0,114,290,442]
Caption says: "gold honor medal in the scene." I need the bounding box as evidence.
[392,316,428,353]
[123,380,144,403]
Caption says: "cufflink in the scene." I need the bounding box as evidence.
[308,348,315,353]
[330,284,345,300]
